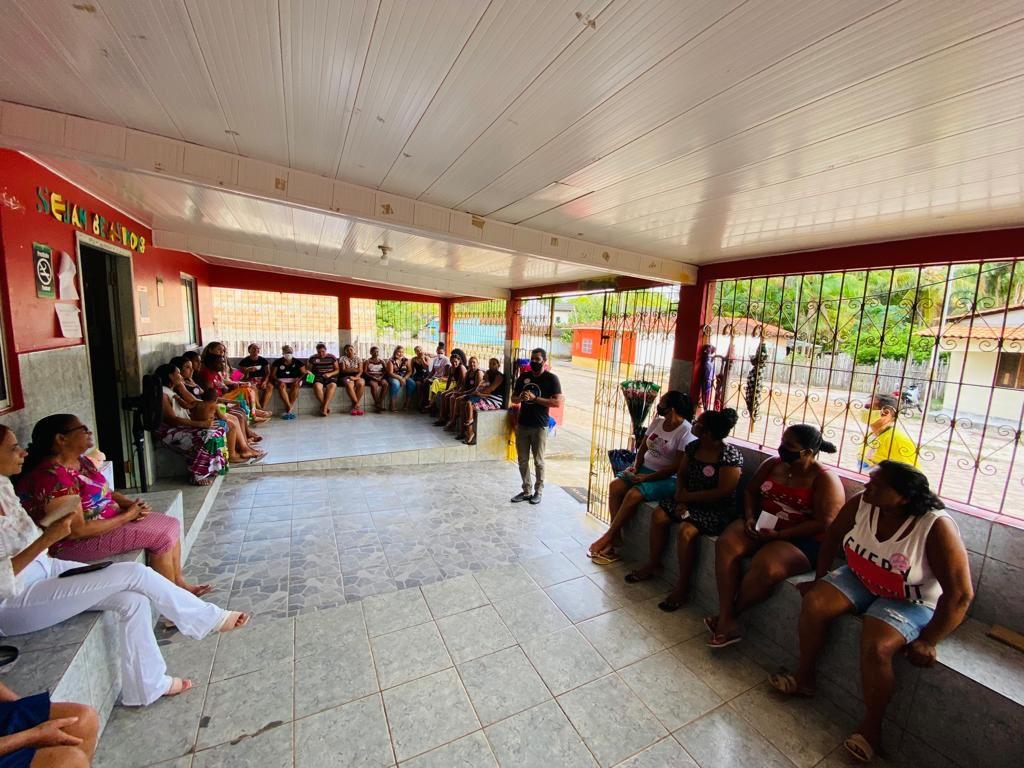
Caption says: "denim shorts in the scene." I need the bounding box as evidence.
[823,565,935,642]
[616,465,676,503]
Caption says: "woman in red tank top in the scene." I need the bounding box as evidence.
[707,424,845,648]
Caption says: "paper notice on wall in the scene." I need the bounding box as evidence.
[58,251,79,300]
[55,303,82,338]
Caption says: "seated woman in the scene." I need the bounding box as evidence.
[0,424,249,707]
[588,391,696,562]
[306,342,340,417]
[15,415,212,596]
[198,343,270,424]
[167,359,262,453]
[625,409,743,611]
[459,357,506,444]
[155,364,262,469]
[362,347,388,413]
[775,461,972,763]
[385,346,416,412]
[0,680,97,768]
[708,424,844,648]
[433,349,467,425]
[338,344,365,415]
[421,343,451,414]
[410,347,431,411]
[270,345,305,420]
[444,356,482,433]
[239,343,273,410]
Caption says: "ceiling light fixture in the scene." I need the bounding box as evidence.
[378,244,392,267]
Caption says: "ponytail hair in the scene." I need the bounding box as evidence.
[22,414,78,477]
[786,423,837,455]
[701,408,739,440]
[661,390,695,422]
[877,460,944,517]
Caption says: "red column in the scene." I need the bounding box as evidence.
[671,280,711,398]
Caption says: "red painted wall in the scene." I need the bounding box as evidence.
[571,328,638,363]
[0,150,211,356]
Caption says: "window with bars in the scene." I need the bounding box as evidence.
[210,288,337,358]
[350,298,439,359]
[180,275,199,347]
[451,299,506,363]
[707,261,1024,518]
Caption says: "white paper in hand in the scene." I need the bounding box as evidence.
[755,511,779,532]
[38,496,80,527]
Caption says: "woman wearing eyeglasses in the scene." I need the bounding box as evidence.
[13,415,211,597]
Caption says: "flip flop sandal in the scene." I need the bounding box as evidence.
[590,552,620,565]
[768,671,815,697]
[658,599,685,613]
[190,584,214,598]
[703,616,717,634]
[843,734,875,763]
[164,677,193,697]
[707,632,743,649]
[624,570,655,584]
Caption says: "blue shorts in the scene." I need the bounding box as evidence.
[0,691,50,768]
[616,465,676,503]
[823,565,935,642]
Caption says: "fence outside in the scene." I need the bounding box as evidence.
[709,261,1024,518]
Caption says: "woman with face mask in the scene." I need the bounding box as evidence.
[385,346,416,412]
[707,424,844,648]
[588,391,696,562]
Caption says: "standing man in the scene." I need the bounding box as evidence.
[307,342,340,417]
[270,345,306,420]
[511,348,563,505]
[240,343,273,409]
[859,393,920,470]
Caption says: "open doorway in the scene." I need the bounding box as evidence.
[77,235,141,489]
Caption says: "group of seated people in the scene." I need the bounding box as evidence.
[225,341,506,445]
[589,393,973,763]
[0,421,251,766]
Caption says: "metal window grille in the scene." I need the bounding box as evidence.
[350,299,439,359]
[451,299,507,365]
[708,261,1024,518]
[210,288,337,358]
[587,286,680,523]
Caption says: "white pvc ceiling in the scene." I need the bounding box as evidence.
[2,0,1023,269]
[36,155,604,295]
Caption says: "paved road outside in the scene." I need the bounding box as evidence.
[543,362,598,493]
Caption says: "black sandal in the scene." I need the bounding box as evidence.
[658,598,685,612]
[624,570,655,584]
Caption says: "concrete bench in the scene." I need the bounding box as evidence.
[0,483,220,733]
[617,445,1024,768]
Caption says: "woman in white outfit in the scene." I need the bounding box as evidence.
[0,424,250,706]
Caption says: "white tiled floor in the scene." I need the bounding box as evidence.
[93,460,942,767]
[253,411,451,465]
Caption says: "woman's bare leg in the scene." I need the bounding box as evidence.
[663,522,701,604]
[857,617,907,752]
[794,581,853,691]
[48,702,98,760]
[712,519,760,636]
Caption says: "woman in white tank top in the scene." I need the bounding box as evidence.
[769,461,973,763]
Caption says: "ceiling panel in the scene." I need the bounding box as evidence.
[36,155,614,293]
[1,0,1022,267]
[334,0,490,187]
[467,0,893,217]
[418,0,748,207]
[97,0,238,153]
[378,0,610,198]
[525,80,1024,254]
[281,0,378,174]
[184,0,289,163]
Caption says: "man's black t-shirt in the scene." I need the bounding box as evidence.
[514,370,562,428]
[241,356,269,380]
[272,358,306,381]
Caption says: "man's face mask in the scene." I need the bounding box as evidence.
[530,360,543,373]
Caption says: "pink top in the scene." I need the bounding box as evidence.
[16,457,121,523]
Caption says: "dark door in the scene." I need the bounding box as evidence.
[79,244,132,487]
